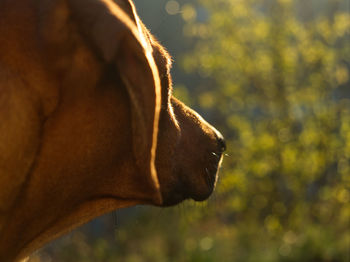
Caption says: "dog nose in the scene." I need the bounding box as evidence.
[216,132,226,153]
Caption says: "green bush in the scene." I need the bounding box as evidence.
[179,0,350,260]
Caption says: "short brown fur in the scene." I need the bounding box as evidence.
[0,0,225,261]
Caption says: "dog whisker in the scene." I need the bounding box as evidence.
[211,152,221,159]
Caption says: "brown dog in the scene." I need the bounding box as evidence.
[0,0,225,261]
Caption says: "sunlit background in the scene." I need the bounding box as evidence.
[30,0,349,261]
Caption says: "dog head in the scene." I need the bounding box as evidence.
[110,0,226,206]
[66,0,226,206]
[0,0,224,260]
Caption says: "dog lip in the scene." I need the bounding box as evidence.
[206,166,219,187]
[195,152,223,200]
[206,151,223,182]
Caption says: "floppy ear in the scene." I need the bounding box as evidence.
[68,0,162,204]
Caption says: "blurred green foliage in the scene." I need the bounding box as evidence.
[179,0,350,260]
[31,0,349,261]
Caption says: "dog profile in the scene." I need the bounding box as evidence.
[0,0,225,261]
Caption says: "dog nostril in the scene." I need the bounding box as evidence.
[217,135,226,153]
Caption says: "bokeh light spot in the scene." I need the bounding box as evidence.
[200,237,213,251]
[165,0,180,15]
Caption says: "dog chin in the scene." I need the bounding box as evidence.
[160,175,218,207]
[160,191,189,207]
[158,180,193,207]
[189,182,216,202]
[160,186,214,207]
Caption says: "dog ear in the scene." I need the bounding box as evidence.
[68,0,162,204]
